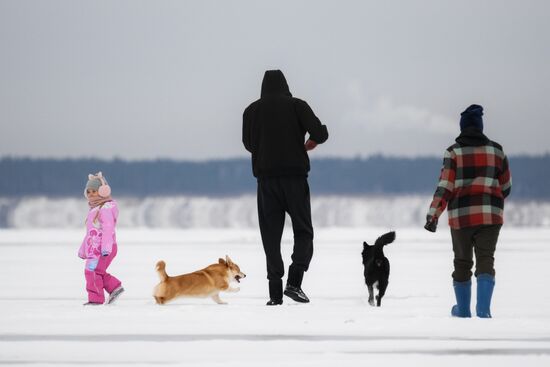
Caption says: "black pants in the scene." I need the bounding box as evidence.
[450,224,502,282]
[257,176,314,286]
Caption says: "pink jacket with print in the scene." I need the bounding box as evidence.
[78,200,118,259]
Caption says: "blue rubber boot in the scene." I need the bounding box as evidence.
[476,274,495,318]
[451,280,472,318]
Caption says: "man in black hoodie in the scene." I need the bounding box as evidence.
[243,70,329,305]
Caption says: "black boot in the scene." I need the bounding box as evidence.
[267,279,283,306]
[284,285,310,303]
[285,265,309,303]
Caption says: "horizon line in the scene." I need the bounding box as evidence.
[1,152,549,163]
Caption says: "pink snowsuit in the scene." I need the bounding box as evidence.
[78,200,122,303]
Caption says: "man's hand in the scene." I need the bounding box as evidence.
[304,139,318,151]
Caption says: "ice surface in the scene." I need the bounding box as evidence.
[1,227,549,366]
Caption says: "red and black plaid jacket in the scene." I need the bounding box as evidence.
[427,130,512,229]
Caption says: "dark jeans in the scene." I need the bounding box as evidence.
[257,176,314,286]
[450,224,502,282]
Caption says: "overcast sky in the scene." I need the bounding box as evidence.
[1,0,549,160]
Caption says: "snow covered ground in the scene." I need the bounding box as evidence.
[1,227,549,366]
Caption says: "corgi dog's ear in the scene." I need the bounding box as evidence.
[363,241,370,247]
[225,255,234,265]
[218,258,227,265]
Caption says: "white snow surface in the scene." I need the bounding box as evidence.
[1,227,549,366]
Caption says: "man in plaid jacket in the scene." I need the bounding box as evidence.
[425,104,511,318]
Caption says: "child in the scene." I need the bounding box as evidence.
[78,172,124,305]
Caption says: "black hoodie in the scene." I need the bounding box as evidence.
[243,70,329,178]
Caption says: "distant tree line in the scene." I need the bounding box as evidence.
[0,155,548,199]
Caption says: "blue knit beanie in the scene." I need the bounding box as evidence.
[460,104,484,131]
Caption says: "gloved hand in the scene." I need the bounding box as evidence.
[424,215,438,233]
[101,251,110,257]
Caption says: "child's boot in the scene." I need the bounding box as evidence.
[451,280,472,317]
[476,274,495,318]
[107,286,125,305]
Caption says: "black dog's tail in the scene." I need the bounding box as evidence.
[374,231,396,248]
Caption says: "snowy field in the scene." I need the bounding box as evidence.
[1,227,549,366]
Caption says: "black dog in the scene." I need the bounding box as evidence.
[362,231,396,307]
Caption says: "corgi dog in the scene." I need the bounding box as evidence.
[153,255,246,305]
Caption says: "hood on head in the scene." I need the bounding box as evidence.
[261,70,292,98]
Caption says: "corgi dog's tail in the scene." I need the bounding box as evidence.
[374,231,396,248]
[156,260,168,282]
